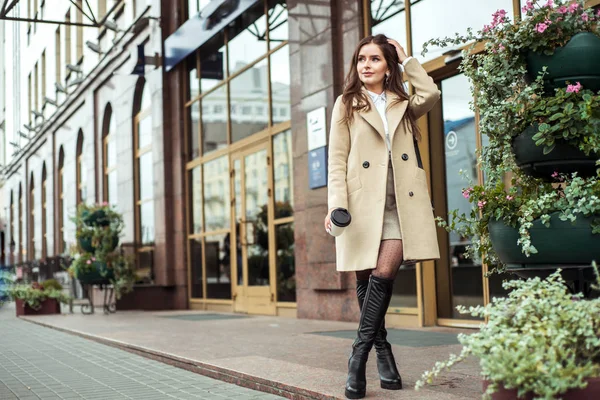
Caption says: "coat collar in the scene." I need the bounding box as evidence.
[356,86,408,145]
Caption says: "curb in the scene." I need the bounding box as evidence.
[21,317,342,400]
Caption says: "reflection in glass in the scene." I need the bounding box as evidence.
[276,223,295,302]
[190,238,203,298]
[188,0,211,19]
[273,130,293,218]
[188,59,199,100]
[389,266,417,308]
[205,233,232,299]
[200,36,226,93]
[270,46,291,125]
[138,116,152,149]
[231,59,269,142]
[268,0,288,46]
[233,159,243,285]
[189,167,202,234]
[412,0,513,63]
[140,201,155,245]
[107,137,116,167]
[136,250,154,284]
[245,149,269,286]
[227,3,267,75]
[139,152,154,201]
[188,101,200,160]
[371,0,409,52]
[442,73,483,319]
[203,156,230,231]
[201,86,228,154]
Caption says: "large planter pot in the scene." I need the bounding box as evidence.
[488,213,600,269]
[512,125,599,180]
[526,32,600,92]
[81,209,111,227]
[15,298,61,316]
[75,262,114,285]
[78,234,119,253]
[483,377,600,399]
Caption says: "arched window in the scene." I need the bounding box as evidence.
[103,104,118,206]
[133,78,154,281]
[42,164,48,259]
[58,147,67,254]
[29,173,35,261]
[76,130,86,205]
[9,191,14,265]
[18,184,23,263]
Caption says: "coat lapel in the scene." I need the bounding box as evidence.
[356,88,386,142]
[385,91,408,145]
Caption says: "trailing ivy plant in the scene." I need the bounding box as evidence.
[416,263,600,399]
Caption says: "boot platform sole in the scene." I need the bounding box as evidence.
[380,381,403,390]
[344,388,366,399]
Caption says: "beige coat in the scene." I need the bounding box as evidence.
[327,58,441,272]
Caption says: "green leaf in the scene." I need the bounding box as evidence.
[549,113,564,121]
[543,144,556,155]
[539,123,550,132]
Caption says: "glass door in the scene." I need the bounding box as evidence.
[231,140,276,315]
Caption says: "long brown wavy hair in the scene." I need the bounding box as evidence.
[342,34,421,141]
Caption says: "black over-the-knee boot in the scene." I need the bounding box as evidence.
[357,280,403,390]
[345,275,395,399]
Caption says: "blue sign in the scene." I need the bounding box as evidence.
[309,146,327,189]
[164,0,259,72]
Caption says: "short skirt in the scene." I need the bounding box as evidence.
[381,159,402,240]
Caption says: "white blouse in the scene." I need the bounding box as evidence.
[366,56,414,154]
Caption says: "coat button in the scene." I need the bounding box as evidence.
[402,153,409,161]
[409,191,414,197]
[362,161,370,168]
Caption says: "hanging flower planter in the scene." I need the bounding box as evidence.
[74,261,115,286]
[488,213,600,269]
[77,234,119,254]
[526,32,600,92]
[512,125,599,180]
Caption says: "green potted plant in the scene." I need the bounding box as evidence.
[68,202,135,299]
[8,279,71,316]
[416,264,600,399]
[423,0,600,270]
[438,172,600,271]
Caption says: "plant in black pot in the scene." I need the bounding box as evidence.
[68,202,135,299]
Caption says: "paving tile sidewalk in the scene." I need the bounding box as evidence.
[0,304,285,400]
[16,306,484,400]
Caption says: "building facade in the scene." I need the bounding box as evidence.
[4,0,600,328]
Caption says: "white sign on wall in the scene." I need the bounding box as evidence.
[306,107,327,151]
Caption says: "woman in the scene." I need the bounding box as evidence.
[324,34,441,399]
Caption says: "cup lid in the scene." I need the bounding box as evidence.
[331,208,351,227]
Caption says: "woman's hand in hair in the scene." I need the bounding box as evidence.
[387,38,408,64]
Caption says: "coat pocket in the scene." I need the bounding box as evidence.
[347,176,362,195]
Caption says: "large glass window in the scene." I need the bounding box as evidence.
[76,131,86,204]
[29,177,35,261]
[41,167,47,259]
[58,148,66,254]
[370,0,411,52]
[18,186,23,262]
[104,107,118,206]
[135,83,155,282]
[185,0,293,304]
[411,0,513,63]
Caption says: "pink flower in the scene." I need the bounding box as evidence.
[557,6,568,13]
[545,19,552,25]
[568,3,579,13]
[545,0,553,7]
[86,260,92,265]
[462,188,473,199]
[536,23,549,33]
[477,200,487,209]
[498,44,506,52]
[582,13,589,22]
[506,195,514,201]
[483,24,491,33]
[91,257,96,261]
[566,82,582,93]
[551,171,559,178]
[522,0,534,13]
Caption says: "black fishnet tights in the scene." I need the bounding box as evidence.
[355,239,404,281]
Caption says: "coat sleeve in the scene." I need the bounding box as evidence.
[327,96,350,210]
[404,58,441,119]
